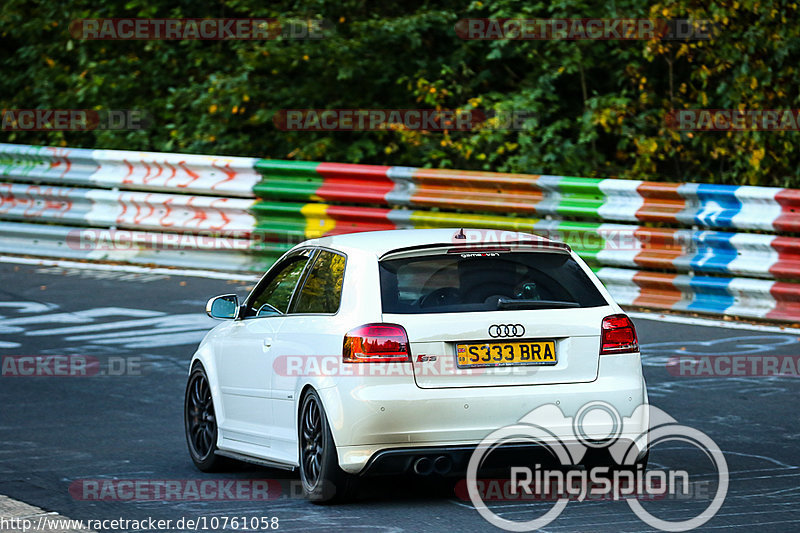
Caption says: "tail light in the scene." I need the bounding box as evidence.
[600,314,639,355]
[343,323,411,363]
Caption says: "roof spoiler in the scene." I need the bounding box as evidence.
[379,240,572,260]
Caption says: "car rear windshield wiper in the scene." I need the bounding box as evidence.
[496,298,580,310]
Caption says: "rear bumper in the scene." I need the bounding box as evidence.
[357,440,647,477]
[319,352,648,475]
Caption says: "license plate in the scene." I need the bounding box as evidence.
[456,340,557,368]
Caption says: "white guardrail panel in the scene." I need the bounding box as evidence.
[0,143,260,197]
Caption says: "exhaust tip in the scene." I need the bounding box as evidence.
[433,455,452,475]
[413,457,434,476]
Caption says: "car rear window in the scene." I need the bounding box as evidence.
[379,251,607,314]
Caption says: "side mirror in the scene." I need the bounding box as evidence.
[206,294,239,319]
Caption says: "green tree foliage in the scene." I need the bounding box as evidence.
[1,0,798,186]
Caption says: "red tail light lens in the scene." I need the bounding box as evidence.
[343,323,411,363]
[600,314,639,355]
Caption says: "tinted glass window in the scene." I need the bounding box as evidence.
[248,256,310,316]
[291,250,346,314]
[379,251,606,314]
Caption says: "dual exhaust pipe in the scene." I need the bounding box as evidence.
[413,455,452,475]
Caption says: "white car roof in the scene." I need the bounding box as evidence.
[297,228,558,257]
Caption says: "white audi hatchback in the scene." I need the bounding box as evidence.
[185,228,648,502]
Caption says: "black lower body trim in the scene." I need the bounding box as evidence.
[359,442,563,477]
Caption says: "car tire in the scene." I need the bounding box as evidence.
[299,389,357,503]
[185,364,227,472]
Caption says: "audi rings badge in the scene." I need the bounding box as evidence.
[488,324,525,338]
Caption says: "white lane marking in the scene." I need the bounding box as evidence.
[24,314,209,336]
[0,302,58,314]
[0,255,260,281]
[0,308,161,334]
[627,311,800,334]
[34,266,169,283]
[642,335,798,358]
[717,450,794,469]
[624,519,800,533]
[3,255,798,332]
[88,331,215,348]
[0,303,214,349]
[64,324,211,341]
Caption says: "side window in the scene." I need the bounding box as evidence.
[247,255,311,317]
[291,250,346,314]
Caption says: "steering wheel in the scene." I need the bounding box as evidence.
[418,287,461,308]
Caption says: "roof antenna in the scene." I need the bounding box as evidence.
[454,228,466,239]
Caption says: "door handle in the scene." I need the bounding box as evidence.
[263,338,272,350]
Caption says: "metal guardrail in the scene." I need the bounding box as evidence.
[598,267,800,322]
[0,182,257,232]
[0,221,274,272]
[0,143,260,196]
[253,161,800,231]
[249,201,800,280]
[1,142,799,323]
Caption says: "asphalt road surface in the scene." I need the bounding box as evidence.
[1,261,799,532]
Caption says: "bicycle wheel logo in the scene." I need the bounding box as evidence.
[466,401,728,532]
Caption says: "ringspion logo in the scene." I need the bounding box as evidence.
[466,402,728,531]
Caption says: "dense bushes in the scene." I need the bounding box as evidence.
[2,0,798,186]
